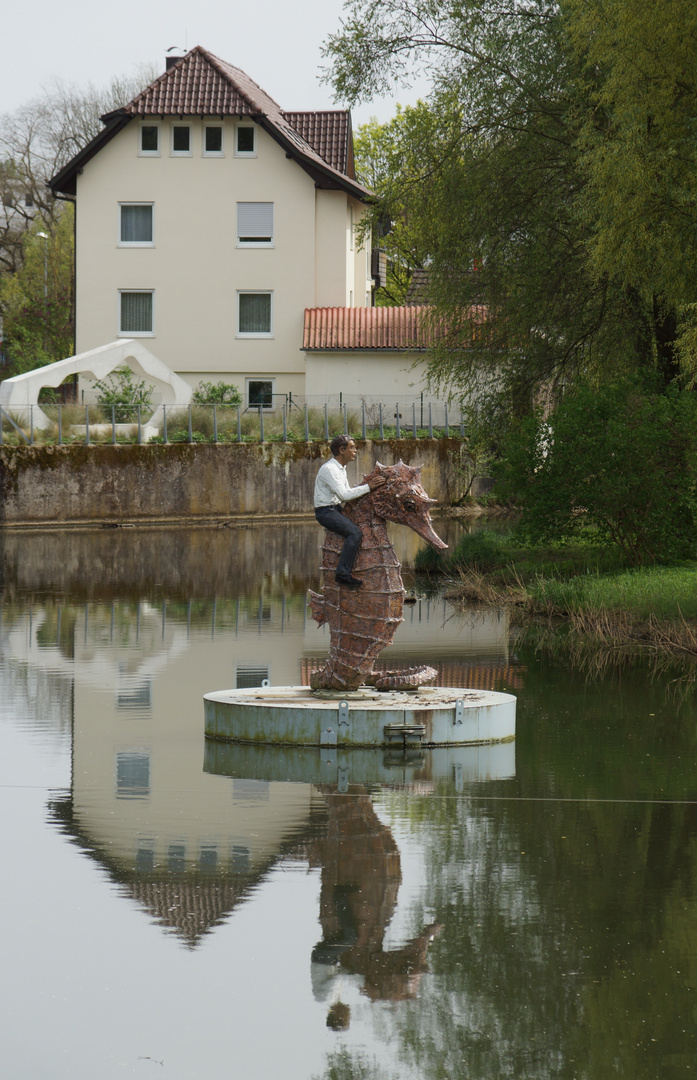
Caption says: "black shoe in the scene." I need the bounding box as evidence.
[335,574,363,589]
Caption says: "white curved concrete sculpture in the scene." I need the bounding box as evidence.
[0,340,192,430]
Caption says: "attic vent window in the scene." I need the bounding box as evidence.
[236,125,255,156]
[171,125,191,155]
[140,125,160,155]
[204,125,223,155]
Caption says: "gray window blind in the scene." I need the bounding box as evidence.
[237,202,273,243]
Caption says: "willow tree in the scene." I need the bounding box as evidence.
[325,1,697,418]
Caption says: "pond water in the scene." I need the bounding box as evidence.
[1,524,696,1080]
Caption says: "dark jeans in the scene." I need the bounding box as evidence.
[315,504,363,578]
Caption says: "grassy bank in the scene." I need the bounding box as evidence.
[417,529,697,659]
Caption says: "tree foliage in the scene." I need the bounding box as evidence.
[0,207,74,373]
[494,378,697,564]
[325,1,697,413]
[0,67,156,275]
[354,104,439,304]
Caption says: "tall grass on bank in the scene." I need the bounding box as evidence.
[528,566,697,621]
[415,528,697,660]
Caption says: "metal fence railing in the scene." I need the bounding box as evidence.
[0,397,466,447]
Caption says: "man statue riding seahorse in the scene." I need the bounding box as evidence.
[310,436,448,692]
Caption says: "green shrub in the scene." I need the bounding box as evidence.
[94,366,155,423]
[414,544,448,573]
[449,530,509,572]
[191,381,242,406]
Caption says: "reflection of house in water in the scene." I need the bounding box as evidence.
[4,591,522,948]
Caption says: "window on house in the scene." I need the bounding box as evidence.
[136,846,155,872]
[236,125,256,155]
[231,845,250,872]
[116,751,150,799]
[119,203,154,245]
[24,194,34,209]
[200,845,218,872]
[237,202,273,246]
[203,125,223,154]
[168,845,186,873]
[119,291,154,335]
[171,125,191,155]
[237,292,272,337]
[140,125,159,154]
[246,380,274,409]
[236,664,270,688]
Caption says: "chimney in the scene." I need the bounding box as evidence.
[166,53,184,70]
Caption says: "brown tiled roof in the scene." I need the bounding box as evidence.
[51,46,371,201]
[303,306,435,351]
[303,305,489,351]
[405,268,431,306]
[123,48,283,119]
[282,111,353,176]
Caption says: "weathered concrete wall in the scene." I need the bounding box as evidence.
[0,439,469,527]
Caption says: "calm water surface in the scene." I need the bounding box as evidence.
[1,524,696,1080]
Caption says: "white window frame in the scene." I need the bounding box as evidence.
[139,124,160,156]
[236,202,274,247]
[245,379,275,411]
[171,124,192,156]
[118,290,155,337]
[118,203,154,247]
[237,291,273,338]
[202,124,224,157]
[235,124,256,157]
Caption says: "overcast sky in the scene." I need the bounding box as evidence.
[2,0,428,128]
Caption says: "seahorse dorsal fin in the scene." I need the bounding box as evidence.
[308,590,327,627]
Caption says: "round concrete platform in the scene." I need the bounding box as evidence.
[204,739,516,787]
[203,685,516,748]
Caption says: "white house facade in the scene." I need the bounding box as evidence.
[49,47,374,409]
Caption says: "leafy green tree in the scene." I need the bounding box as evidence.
[0,207,74,373]
[494,377,697,564]
[0,66,158,281]
[324,1,697,413]
[566,0,697,386]
[354,105,439,305]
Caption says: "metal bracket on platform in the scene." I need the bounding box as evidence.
[338,700,350,728]
[320,726,338,747]
[337,765,349,793]
[383,721,426,748]
[454,698,465,726]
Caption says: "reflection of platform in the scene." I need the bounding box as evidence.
[204,685,516,747]
[204,739,516,787]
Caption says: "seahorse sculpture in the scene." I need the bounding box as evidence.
[309,461,448,692]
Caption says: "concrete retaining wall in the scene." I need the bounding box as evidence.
[0,439,471,527]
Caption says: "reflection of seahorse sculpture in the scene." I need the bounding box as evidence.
[309,461,448,692]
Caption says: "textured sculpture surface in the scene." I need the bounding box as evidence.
[309,461,448,692]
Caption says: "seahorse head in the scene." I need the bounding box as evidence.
[363,461,448,550]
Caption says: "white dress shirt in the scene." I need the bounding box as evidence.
[314,456,370,507]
